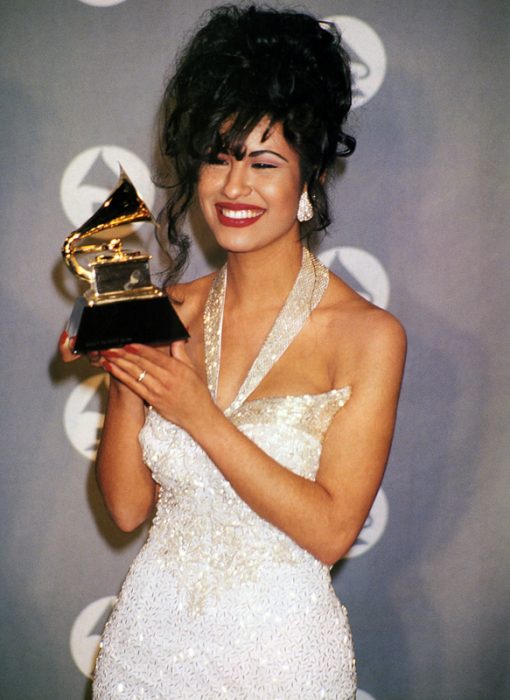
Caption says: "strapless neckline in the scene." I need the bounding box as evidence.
[242,386,351,407]
[203,247,334,416]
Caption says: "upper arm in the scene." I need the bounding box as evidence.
[316,311,406,542]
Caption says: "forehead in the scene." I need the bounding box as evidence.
[243,118,282,145]
[221,117,296,158]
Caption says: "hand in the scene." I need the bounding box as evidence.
[58,330,79,363]
[58,329,106,370]
[100,342,218,433]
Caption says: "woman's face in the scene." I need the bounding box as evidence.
[197,118,303,254]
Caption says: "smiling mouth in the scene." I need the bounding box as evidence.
[215,203,265,227]
[221,208,260,219]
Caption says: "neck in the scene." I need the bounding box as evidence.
[225,240,304,311]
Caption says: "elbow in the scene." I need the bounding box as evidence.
[100,485,158,533]
[314,544,349,568]
[107,500,155,533]
[113,513,147,533]
[112,516,145,533]
[310,525,359,566]
[317,551,340,567]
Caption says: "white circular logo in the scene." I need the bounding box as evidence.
[70,596,116,678]
[319,246,390,309]
[324,16,387,108]
[60,146,154,231]
[344,488,389,559]
[78,0,127,6]
[64,373,108,460]
[357,690,377,700]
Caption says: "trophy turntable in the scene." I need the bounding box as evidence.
[62,168,188,354]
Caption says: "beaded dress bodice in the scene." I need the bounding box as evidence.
[93,248,357,699]
[141,248,351,613]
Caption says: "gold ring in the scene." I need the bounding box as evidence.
[136,370,147,383]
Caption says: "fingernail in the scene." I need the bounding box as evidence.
[59,330,68,345]
[101,361,113,372]
[101,350,120,359]
[124,345,139,354]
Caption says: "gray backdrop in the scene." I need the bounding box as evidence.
[1,1,508,698]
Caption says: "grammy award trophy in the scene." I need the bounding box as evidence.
[62,168,188,354]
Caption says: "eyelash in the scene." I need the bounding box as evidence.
[204,155,278,169]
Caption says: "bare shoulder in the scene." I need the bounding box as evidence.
[320,273,406,384]
[353,303,406,360]
[165,272,216,326]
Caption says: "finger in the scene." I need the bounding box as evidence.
[121,342,194,377]
[122,344,174,371]
[107,346,186,392]
[101,349,145,375]
[99,350,158,390]
[59,330,79,363]
[101,350,163,389]
[170,339,194,368]
[105,358,154,400]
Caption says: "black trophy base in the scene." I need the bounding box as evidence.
[68,295,189,354]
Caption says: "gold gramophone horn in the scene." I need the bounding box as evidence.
[62,167,154,282]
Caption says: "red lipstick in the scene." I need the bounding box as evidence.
[215,202,265,228]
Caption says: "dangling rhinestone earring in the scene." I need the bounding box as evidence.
[297,190,314,222]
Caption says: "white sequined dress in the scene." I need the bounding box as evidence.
[93,249,357,699]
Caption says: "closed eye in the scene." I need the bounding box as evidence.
[251,162,277,169]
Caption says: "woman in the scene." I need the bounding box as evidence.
[61,5,405,698]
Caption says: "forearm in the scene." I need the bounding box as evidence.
[94,344,387,557]
[96,379,157,531]
[189,406,356,564]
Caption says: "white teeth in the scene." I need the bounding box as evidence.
[221,208,261,219]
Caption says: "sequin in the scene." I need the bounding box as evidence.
[93,248,356,699]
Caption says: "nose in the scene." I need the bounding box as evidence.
[221,161,252,199]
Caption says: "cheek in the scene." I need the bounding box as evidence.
[268,179,301,217]
[197,166,221,196]
[197,174,217,215]
[196,173,209,202]
[261,173,302,200]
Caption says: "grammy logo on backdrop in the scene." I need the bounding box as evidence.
[62,167,188,353]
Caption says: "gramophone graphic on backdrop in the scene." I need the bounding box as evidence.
[62,167,188,354]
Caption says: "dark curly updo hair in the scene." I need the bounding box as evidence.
[158,3,355,279]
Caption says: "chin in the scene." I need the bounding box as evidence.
[212,229,260,253]
[215,228,295,254]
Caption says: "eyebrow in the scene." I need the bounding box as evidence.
[248,149,289,162]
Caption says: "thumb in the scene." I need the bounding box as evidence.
[170,339,193,367]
